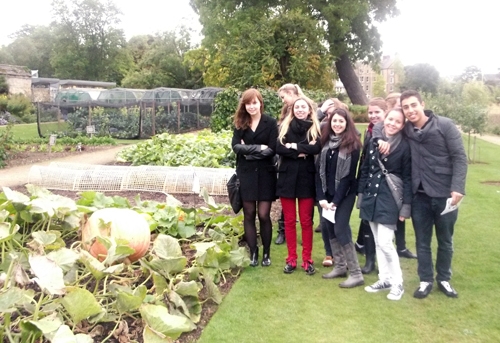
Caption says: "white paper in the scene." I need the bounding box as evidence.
[322,208,336,224]
[440,197,464,215]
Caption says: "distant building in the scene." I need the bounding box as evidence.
[483,73,500,87]
[354,55,401,98]
[0,64,32,97]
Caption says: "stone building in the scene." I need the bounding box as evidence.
[354,55,401,99]
[0,64,32,97]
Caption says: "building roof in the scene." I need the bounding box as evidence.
[58,79,116,88]
[31,77,60,85]
[0,64,31,77]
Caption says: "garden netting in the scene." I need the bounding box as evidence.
[36,87,223,139]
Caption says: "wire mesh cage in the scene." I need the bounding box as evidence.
[28,164,235,195]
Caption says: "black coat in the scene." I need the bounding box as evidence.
[276,119,321,199]
[315,147,360,206]
[358,138,412,225]
[232,114,278,201]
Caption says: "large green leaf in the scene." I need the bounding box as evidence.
[61,287,102,325]
[115,285,147,314]
[147,256,187,277]
[0,287,35,312]
[140,304,196,340]
[51,324,93,343]
[29,255,66,295]
[152,234,182,259]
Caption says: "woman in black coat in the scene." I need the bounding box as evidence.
[232,89,278,267]
[276,97,321,275]
[316,108,364,288]
[357,108,412,300]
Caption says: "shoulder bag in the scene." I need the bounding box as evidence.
[377,158,403,210]
[227,173,242,214]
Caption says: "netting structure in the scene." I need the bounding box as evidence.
[28,162,235,196]
[35,87,223,139]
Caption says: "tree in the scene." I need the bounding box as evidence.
[458,65,482,83]
[3,25,57,77]
[122,28,201,89]
[50,0,133,83]
[400,63,440,94]
[372,73,386,97]
[190,0,399,103]
[188,5,335,90]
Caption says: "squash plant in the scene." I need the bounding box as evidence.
[0,185,246,342]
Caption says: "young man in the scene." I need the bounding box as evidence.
[376,90,467,299]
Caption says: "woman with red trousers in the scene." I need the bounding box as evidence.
[276,97,321,275]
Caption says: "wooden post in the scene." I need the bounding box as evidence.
[177,102,181,133]
[152,100,156,136]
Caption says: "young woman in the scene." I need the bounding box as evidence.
[274,83,306,245]
[385,92,417,260]
[355,98,388,274]
[358,107,412,300]
[316,108,364,288]
[231,89,278,267]
[276,97,321,275]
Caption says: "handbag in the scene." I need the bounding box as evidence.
[226,173,242,214]
[377,158,403,210]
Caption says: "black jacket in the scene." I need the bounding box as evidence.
[276,118,321,198]
[358,138,412,225]
[316,147,360,206]
[232,114,278,201]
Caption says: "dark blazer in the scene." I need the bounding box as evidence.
[232,114,278,201]
[276,118,321,199]
[358,137,412,225]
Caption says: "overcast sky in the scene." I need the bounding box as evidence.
[1,0,498,77]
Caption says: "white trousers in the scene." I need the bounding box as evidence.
[369,221,403,285]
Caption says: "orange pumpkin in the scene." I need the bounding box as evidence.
[82,208,151,262]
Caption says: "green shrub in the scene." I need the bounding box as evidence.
[210,87,240,133]
[6,94,35,123]
[0,76,8,95]
[492,126,500,136]
[349,104,368,123]
[0,123,14,168]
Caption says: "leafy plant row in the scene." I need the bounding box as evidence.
[0,185,246,342]
[118,130,236,168]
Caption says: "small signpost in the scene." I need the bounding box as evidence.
[86,125,95,137]
[49,134,57,154]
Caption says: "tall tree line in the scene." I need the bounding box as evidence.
[0,0,399,102]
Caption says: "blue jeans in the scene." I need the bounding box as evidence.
[412,193,457,283]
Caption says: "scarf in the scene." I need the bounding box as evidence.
[380,128,402,159]
[367,122,374,135]
[319,134,351,193]
[290,118,313,138]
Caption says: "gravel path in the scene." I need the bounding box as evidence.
[0,145,129,188]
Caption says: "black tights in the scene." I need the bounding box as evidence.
[243,200,273,253]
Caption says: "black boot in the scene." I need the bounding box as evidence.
[249,247,259,267]
[262,248,271,266]
[275,219,285,245]
[361,233,376,274]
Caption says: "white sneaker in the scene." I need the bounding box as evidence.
[364,280,392,293]
[387,284,404,301]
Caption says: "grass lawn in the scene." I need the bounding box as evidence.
[0,122,142,144]
[198,136,500,343]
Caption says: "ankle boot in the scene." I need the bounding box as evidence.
[323,239,347,279]
[275,219,285,245]
[262,248,271,266]
[361,233,376,274]
[249,247,259,267]
[339,242,365,288]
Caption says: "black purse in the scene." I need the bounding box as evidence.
[227,173,242,214]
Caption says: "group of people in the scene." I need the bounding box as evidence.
[231,85,467,301]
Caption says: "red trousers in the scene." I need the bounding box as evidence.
[280,197,315,266]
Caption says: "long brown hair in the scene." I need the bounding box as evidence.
[320,108,361,153]
[233,89,264,130]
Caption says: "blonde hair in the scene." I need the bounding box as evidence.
[278,83,305,97]
[279,97,321,144]
[385,92,401,111]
